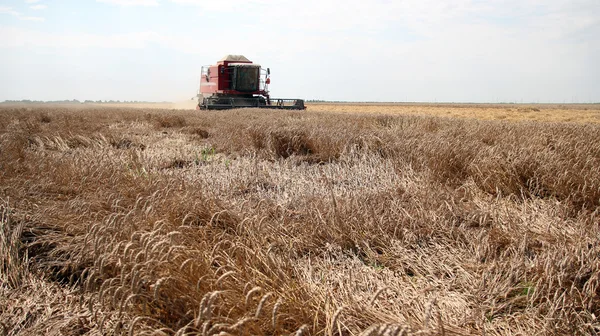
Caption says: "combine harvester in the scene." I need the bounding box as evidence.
[196,55,306,110]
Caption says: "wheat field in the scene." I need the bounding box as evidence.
[307,103,600,123]
[1,104,599,335]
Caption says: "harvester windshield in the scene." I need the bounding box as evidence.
[232,65,260,92]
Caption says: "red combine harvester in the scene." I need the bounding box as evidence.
[196,55,305,110]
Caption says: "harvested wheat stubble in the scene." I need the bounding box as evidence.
[0,105,599,336]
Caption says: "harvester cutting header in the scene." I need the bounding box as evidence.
[196,55,305,110]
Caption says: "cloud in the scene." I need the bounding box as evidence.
[0,6,44,21]
[169,0,268,11]
[3,0,597,58]
[29,5,47,10]
[3,0,597,55]
[96,0,159,6]
[168,0,599,41]
[0,6,20,16]
[1,0,598,102]
[24,0,41,3]
[20,16,45,21]
[0,28,161,49]
[163,0,598,69]
[169,0,477,32]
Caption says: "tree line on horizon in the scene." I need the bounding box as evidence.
[2,99,599,105]
[1,99,170,104]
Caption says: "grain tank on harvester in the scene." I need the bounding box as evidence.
[196,55,306,110]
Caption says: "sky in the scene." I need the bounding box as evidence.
[0,0,599,103]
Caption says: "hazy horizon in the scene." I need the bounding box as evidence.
[3,99,600,105]
[1,0,599,103]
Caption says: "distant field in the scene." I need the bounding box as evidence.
[307,103,600,123]
[1,105,599,335]
[100,101,600,123]
[5,102,599,123]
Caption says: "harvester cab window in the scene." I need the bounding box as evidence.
[233,66,260,92]
[201,66,210,82]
